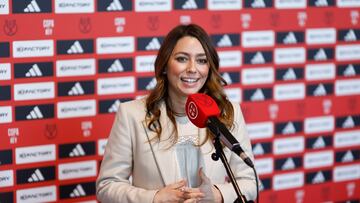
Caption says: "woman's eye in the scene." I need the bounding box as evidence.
[175,56,187,62]
[197,58,207,64]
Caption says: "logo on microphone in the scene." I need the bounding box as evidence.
[187,101,198,120]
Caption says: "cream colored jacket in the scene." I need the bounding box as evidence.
[96,98,256,203]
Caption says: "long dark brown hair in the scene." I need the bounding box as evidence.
[145,24,234,145]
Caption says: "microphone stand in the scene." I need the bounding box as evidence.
[209,125,249,203]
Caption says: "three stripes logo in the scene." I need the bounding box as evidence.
[244,51,273,64]
[97,0,132,12]
[60,182,96,199]
[276,31,304,44]
[98,58,133,73]
[59,142,96,159]
[244,0,273,8]
[58,81,95,97]
[12,0,52,13]
[338,29,359,42]
[337,64,360,77]
[211,34,240,47]
[305,170,332,184]
[16,166,55,184]
[306,83,333,96]
[275,121,302,135]
[57,39,94,55]
[276,67,304,81]
[14,62,53,78]
[15,104,54,121]
[98,98,131,114]
[137,37,164,51]
[307,48,334,61]
[137,77,157,91]
[243,87,272,101]
[174,0,205,10]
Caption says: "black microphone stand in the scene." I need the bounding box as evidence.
[209,125,249,203]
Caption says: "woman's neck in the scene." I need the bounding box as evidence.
[168,91,187,116]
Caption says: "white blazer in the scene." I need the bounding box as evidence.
[96,98,256,203]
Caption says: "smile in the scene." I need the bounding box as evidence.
[181,77,199,83]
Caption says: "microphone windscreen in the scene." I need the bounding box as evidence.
[185,93,220,128]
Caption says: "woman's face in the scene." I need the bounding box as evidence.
[166,36,209,100]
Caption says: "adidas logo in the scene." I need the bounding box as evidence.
[24,0,41,13]
[252,143,265,155]
[69,144,86,157]
[282,122,296,134]
[108,100,121,113]
[282,158,296,170]
[312,137,326,149]
[343,64,356,76]
[25,64,43,77]
[313,84,327,96]
[342,116,355,128]
[341,150,354,162]
[251,89,265,101]
[146,78,157,90]
[251,52,265,64]
[26,106,43,120]
[314,49,327,61]
[70,184,86,197]
[344,30,357,41]
[67,41,84,54]
[222,72,232,84]
[315,0,328,6]
[28,169,45,182]
[312,171,325,183]
[68,82,85,95]
[251,0,266,8]
[283,32,297,44]
[217,35,233,47]
[145,38,161,50]
[107,0,123,11]
[283,68,297,80]
[108,59,124,72]
[182,0,198,9]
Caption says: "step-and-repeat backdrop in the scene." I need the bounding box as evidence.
[1,0,360,202]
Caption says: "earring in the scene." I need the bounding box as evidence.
[162,71,167,75]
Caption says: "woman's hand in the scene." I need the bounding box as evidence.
[153,179,188,203]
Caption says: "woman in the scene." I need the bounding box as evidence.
[96,24,256,203]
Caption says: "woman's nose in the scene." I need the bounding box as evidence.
[186,60,197,73]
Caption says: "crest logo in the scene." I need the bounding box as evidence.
[3,20,17,36]
[147,16,159,31]
[79,17,91,33]
[210,14,222,28]
[45,124,57,139]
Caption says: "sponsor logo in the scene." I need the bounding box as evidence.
[309,0,335,6]
[244,51,272,64]
[57,39,94,55]
[135,55,155,72]
[336,44,360,61]
[242,67,274,85]
[259,177,272,191]
[334,164,360,182]
[0,1,9,14]
[208,0,242,10]
[0,63,11,80]
[58,160,97,180]
[254,158,273,175]
[0,150,12,166]
[0,85,11,101]
[96,36,134,54]
[308,47,334,61]
[274,83,305,101]
[0,192,13,202]
[276,67,304,81]
[137,76,157,91]
[252,142,272,156]
[275,156,302,171]
[97,76,135,94]
[224,88,242,103]
[334,130,360,148]
[59,142,95,159]
[14,82,55,101]
[99,58,133,73]
[275,121,302,135]
[338,29,359,42]
[0,106,12,123]
[305,170,332,184]
[273,172,304,190]
[58,81,95,97]
[304,116,334,134]
[12,0,52,13]
[306,28,336,44]
[16,166,55,184]
[0,42,10,58]
[337,63,360,77]
[306,83,333,96]
[244,0,273,8]
[276,31,304,44]
[221,72,240,85]
[305,63,335,81]
[17,185,56,202]
[174,0,205,9]
[242,30,274,47]
[57,99,96,119]
[13,40,53,58]
[56,58,95,77]
[137,37,164,51]
[59,181,96,199]
[335,79,360,96]
[211,34,240,47]
[14,62,53,78]
[134,0,171,12]
[274,47,305,64]
[218,51,242,68]
[98,98,131,114]
[336,115,360,129]
[15,144,56,164]
[244,87,272,101]
[98,139,108,155]
[306,135,332,149]
[336,149,360,163]
[97,0,132,11]
[0,170,13,187]
[55,0,94,13]
[304,150,333,169]
[337,0,360,7]
[246,121,273,140]
[15,104,54,121]
[274,0,306,8]
[274,136,304,155]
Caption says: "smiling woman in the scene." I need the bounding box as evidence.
[96,24,257,203]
